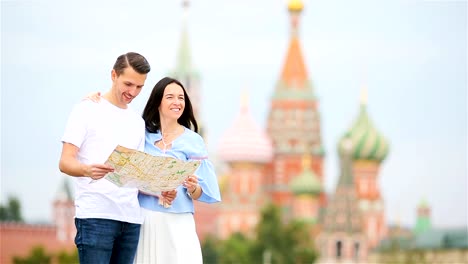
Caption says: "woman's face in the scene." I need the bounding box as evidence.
[159,82,185,121]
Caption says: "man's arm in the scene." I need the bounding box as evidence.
[59,142,114,179]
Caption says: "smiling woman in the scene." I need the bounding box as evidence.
[134,76,221,263]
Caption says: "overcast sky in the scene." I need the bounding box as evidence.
[1,0,466,229]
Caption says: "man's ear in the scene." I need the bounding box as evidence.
[111,69,117,81]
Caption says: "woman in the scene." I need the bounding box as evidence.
[87,77,221,263]
[136,76,221,263]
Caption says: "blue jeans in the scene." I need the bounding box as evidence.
[74,218,141,264]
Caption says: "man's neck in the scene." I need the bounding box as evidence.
[103,91,127,109]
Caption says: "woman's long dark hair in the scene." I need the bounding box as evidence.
[142,77,198,133]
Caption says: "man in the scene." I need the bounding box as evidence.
[59,52,150,263]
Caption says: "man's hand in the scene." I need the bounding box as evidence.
[83,163,115,180]
[60,142,113,179]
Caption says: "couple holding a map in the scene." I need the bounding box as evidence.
[59,52,220,264]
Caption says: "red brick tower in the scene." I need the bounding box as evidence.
[52,178,75,243]
[266,0,325,218]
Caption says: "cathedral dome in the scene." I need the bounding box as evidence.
[290,157,322,195]
[338,102,389,162]
[290,165,322,196]
[218,94,273,163]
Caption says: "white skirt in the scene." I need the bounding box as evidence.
[134,208,203,264]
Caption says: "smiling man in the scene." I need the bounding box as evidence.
[59,52,150,264]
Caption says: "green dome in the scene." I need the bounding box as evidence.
[290,167,322,195]
[338,104,389,162]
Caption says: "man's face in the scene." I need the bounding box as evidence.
[111,67,147,107]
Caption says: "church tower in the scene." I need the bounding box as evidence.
[217,92,273,239]
[169,0,204,137]
[266,0,325,217]
[52,178,75,243]
[414,199,431,235]
[338,88,389,248]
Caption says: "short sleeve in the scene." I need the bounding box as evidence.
[61,101,90,148]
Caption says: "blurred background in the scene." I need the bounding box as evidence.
[1,0,466,263]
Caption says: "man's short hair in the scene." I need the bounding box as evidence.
[113,52,151,75]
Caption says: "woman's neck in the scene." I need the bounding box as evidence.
[160,120,181,135]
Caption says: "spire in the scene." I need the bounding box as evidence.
[275,0,312,95]
[174,0,193,76]
[240,88,249,114]
[169,0,203,136]
[360,86,368,106]
[288,0,303,34]
[395,207,401,230]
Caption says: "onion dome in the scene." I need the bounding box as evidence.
[288,0,304,12]
[218,92,273,163]
[290,155,322,195]
[338,88,389,162]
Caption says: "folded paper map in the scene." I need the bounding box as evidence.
[104,145,201,195]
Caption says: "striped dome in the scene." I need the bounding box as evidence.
[338,104,389,162]
[218,97,273,163]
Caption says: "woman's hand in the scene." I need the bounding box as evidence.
[183,175,199,194]
[83,91,102,102]
[161,190,177,205]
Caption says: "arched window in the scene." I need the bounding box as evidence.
[336,240,342,259]
[354,242,360,261]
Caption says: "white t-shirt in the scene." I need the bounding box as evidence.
[61,99,145,224]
